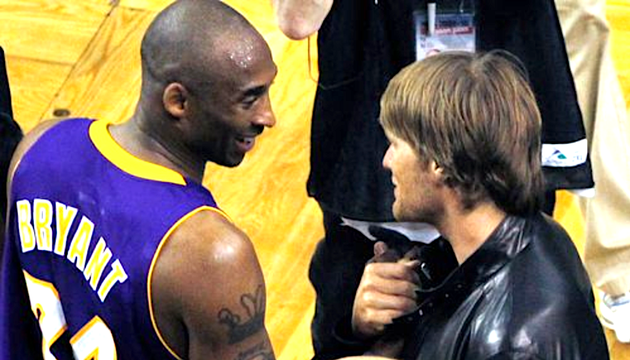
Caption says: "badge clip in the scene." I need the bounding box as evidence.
[428,2,436,36]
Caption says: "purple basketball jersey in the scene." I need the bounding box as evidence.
[1,118,225,359]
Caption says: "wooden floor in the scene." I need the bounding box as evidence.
[1,0,628,358]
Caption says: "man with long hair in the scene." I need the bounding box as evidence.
[350,51,609,359]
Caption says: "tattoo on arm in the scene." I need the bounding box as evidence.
[234,341,274,360]
[218,285,266,344]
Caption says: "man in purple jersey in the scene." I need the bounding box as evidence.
[0,1,278,359]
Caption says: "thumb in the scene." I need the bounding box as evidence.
[373,241,389,257]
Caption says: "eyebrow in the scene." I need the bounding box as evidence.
[242,84,268,99]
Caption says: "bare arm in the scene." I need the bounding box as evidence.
[272,0,334,40]
[152,210,275,360]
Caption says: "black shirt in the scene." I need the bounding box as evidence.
[310,0,593,221]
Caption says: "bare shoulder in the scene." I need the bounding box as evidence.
[8,118,68,182]
[164,209,258,265]
[171,210,264,290]
[151,208,274,360]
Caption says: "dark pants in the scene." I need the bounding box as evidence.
[309,210,375,360]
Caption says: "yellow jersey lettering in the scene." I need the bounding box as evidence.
[54,202,78,256]
[83,237,112,291]
[34,199,54,252]
[17,199,129,303]
[67,217,94,271]
[17,199,36,253]
[97,260,128,302]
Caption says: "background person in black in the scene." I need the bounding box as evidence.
[0,47,23,218]
[0,46,23,248]
[273,1,593,359]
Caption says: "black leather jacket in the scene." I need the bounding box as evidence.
[394,213,608,359]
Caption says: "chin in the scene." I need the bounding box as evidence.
[217,154,245,168]
[392,205,410,222]
[393,204,425,223]
[394,212,413,222]
[224,160,243,168]
[212,160,241,168]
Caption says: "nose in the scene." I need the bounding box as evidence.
[253,94,276,128]
[383,144,393,169]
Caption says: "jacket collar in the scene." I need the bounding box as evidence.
[448,214,531,290]
[391,214,533,330]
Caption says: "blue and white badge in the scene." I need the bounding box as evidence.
[414,2,476,61]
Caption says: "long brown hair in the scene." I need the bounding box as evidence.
[380,51,544,216]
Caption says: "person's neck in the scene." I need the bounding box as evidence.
[436,199,507,265]
[109,111,205,183]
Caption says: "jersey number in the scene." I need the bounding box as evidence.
[23,271,117,360]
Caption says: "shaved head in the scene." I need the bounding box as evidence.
[122,0,277,178]
[140,0,270,95]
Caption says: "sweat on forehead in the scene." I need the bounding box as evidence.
[140,0,263,81]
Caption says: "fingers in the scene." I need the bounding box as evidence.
[364,261,421,285]
[352,295,415,339]
[353,308,407,334]
[352,261,421,339]
[358,270,419,304]
[371,241,402,263]
[355,292,417,318]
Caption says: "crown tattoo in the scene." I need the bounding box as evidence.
[218,285,266,344]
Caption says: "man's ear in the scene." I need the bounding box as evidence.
[163,82,188,118]
[431,160,447,185]
[431,160,442,175]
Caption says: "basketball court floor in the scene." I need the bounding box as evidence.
[1,0,628,358]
